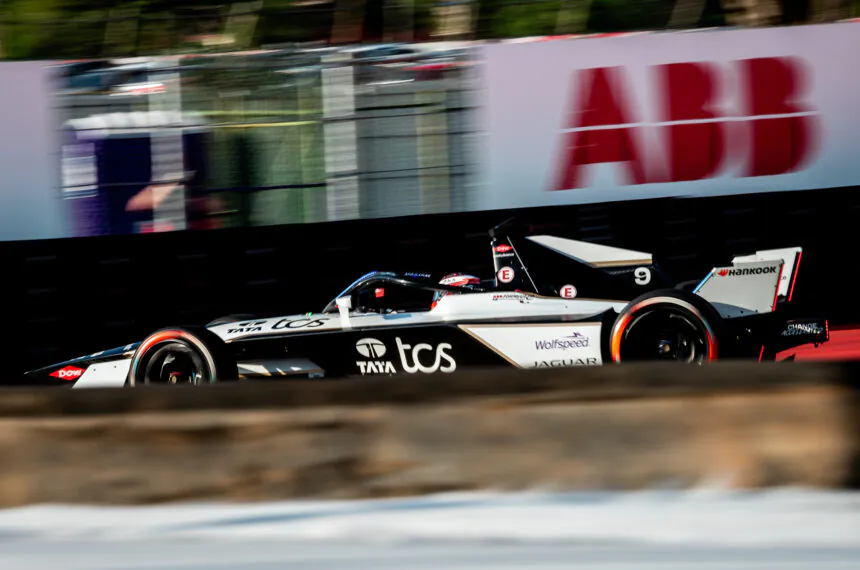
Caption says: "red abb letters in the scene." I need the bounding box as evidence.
[551,57,818,191]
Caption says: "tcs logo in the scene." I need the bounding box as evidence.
[552,57,820,189]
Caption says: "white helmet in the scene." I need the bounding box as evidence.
[432,273,481,308]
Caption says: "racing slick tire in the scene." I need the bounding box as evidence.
[609,289,723,364]
[206,313,258,327]
[126,326,238,386]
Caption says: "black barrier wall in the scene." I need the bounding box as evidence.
[1,185,856,382]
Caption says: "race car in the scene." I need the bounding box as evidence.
[23,219,829,388]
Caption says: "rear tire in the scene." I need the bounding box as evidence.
[127,326,237,386]
[610,289,722,364]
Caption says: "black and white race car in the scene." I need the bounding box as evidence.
[24,220,829,388]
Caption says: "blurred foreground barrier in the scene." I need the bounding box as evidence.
[0,362,858,506]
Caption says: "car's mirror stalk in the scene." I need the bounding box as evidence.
[337,295,352,329]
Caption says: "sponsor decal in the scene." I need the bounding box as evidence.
[492,293,531,303]
[440,274,479,286]
[50,365,86,380]
[356,338,386,358]
[534,358,598,367]
[781,322,825,337]
[396,338,456,373]
[494,244,513,253]
[272,317,328,330]
[497,266,515,283]
[405,272,432,279]
[535,331,589,351]
[355,338,396,375]
[717,266,778,277]
[551,58,819,191]
[228,320,267,334]
[560,284,577,299]
[375,288,385,298]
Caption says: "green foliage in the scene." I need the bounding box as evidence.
[0,0,846,60]
[587,0,675,31]
[490,1,569,37]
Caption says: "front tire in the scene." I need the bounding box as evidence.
[127,327,237,386]
[609,289,722,364]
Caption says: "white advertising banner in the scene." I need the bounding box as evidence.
[0,63,66,241]
[473,23,860,210]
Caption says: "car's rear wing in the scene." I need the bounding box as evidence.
[692,247,802,319]
[487,218,674,298]
[731,247,802,305]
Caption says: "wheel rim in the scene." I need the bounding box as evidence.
[140,341,208,385]
[617,307,711,363]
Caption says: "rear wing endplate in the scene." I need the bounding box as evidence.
[731,247,802,304]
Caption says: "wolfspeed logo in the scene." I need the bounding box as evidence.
[355,338,456,375]
[535,332,589,351]
[717,266,777,277]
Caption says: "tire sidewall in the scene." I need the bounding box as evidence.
[127,326,238,386]
[610,289,723,363]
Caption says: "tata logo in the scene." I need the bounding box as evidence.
[355,338,395,375]
[228,320,267,334]
[356,338,386,358]
[551,57,819,190]
[50,365,86,380]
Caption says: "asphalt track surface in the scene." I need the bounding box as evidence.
[2,540,860,570]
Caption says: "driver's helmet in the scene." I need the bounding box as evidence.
[431,273,481,308]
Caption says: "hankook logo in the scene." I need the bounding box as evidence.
[717,266,777,277]
[356,338,386,358]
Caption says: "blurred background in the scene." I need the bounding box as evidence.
[1,7,860,569]
[1,0,856,237]
[1,0,858,59]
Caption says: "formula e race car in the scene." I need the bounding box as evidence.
[24,220,829,388]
